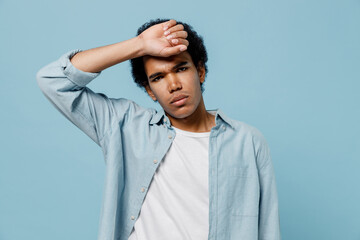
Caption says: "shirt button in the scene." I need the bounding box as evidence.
[168,135,172,139]
[131,216,135,220]
[153,159,158,164]
[163,124,166,128]
[222,126,226,130]
[141,187,145,192]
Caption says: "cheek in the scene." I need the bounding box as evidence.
[151,86,167,102]
[183,72,200,85]
[189,76,202,91]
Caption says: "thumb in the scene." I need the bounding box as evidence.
[160,45,187,57]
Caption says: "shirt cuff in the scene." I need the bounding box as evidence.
[60,49,101,87]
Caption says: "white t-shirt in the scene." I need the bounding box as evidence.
[128,125,211,240]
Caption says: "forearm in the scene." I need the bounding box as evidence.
[70,36,145,73]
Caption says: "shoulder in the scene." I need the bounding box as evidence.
[225,115,270,159]
[227,116,268,144]
[230,117,272,167]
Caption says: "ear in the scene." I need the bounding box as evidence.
[145,85,157,101]
[197,62,206,84]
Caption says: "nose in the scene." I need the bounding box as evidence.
[167,74,182,93]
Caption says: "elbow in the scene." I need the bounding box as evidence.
[36,67,47,92]
[36,68,56,96]
[35,62,61,93]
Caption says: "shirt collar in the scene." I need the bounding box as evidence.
[149,107,235,129]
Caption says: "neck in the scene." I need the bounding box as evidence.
[165,97,216,132]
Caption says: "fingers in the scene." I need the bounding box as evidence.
[163,24,188,50]
[163,24,184,36]
[162,19,177,31]
[163,23,187,40]
[165,30,188,40]
[162,20,187,45]
[161,45,187,57]
[170,38,189,47]
[160,19,189,57]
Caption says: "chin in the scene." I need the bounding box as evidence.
[166,105,197,119]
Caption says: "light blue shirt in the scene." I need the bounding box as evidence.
[36,49,281,240]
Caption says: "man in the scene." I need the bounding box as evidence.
[36,18,281,240]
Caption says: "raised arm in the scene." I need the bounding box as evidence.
[70,19,189,73]
[36,19,188,147]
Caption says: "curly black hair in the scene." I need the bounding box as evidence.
[130,18,208,96]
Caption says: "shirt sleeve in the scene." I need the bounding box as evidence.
[36,49,131,147]
[253,129,282,240]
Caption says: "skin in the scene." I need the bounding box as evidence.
[70,19,214,132]
[143,52,215,132]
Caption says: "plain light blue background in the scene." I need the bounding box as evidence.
[1,0,359,239]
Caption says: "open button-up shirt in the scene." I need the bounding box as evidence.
[36,49,281,240]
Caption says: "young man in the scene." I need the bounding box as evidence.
[36,19,281,240]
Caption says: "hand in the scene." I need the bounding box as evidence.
[138,19,189,57]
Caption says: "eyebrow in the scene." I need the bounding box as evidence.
[148,61,189,80]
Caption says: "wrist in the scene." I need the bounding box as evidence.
[134,35,147,57]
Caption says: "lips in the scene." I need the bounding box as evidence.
[171,96,188,106]
[170,94,188,104]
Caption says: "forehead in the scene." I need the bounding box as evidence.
[143,51,194,74]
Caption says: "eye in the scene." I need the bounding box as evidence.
[177,67,188,72]
[152,76,163,82]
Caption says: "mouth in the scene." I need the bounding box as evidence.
[171,96,188,106]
